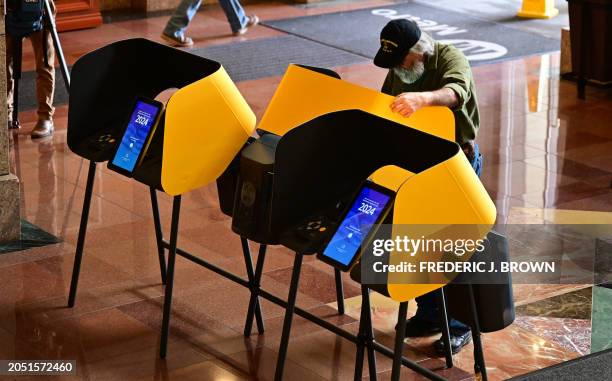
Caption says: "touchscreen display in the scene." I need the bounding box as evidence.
[111,101,161,172]
[322,186,392,265]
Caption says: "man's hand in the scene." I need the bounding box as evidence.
[390,88,459,118]
[390,92,429,117]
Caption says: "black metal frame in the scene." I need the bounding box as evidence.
[437,288,454,369]
[65,174,345,354]
[271,253,460,381]
[242,238,266,337]
[352,287,454,381]
[67,161,97,307]
[354,286,377,381]
[468,284,488,381]
[351,284,488,381]
[65,166,488,380]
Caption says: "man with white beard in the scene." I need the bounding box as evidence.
[374,19,482,355]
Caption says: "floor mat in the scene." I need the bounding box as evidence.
[16,35,366,111]
[263,1,560,66]
[191,35,367,82]
[508,348,612,381]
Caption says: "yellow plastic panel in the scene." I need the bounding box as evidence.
[259,64,455,141]
[162,66,256,195]
[380,152,496,302]
[369,165,415,191]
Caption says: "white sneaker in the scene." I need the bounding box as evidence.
[161,33,194,47]
[233,15,260,36]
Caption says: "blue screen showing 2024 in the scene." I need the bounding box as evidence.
[112,101,161,172]
[322,186,391,266]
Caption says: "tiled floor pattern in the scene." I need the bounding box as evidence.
[4,1,612,380]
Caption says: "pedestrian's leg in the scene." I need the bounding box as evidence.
[218,0,248,33]
[163,0,202,38]
[30,29,55,123]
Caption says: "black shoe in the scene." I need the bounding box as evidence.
[397,318,442,338]
[433,331,472,355]
[31,119,54,139]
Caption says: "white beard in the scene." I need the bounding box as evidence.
[393,60,425,84]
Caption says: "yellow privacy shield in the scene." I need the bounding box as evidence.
[162,66,256,195]
[259,64,455,140]
[379,153,496,302]
[369,165,415,191]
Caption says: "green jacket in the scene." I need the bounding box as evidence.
[381,42,480,144]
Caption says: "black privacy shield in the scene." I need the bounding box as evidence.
[268,109,459,244]
[67,38,220,163]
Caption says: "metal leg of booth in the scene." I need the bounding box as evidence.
[274,252,304,381]
[150,188,168,285]
[67,161,96,307]
[354,287,368,380]
[577,1,587,101]
[363,287,378,381]
[241,237,266,337]
[252,243,267,332]
[391,301,409,381]
[355,335,366,380]
[244,331,263,377]
[468,284,488,381]
[335,269,345,315]
[159,195,182,359]
[437,288,454,369]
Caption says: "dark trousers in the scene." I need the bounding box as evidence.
[413,143,482,335]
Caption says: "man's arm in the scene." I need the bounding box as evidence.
[391,47,471,117]
[390,88,458,117]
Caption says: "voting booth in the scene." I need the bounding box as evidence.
[67,38,255,194]
[234,109,498,381]
[64,39,256,358]
[218,64,503,381]
[64,51,508,381]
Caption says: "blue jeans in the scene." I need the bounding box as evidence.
[414,143,482,336]
[163,0,248,37]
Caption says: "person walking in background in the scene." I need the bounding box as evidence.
[5,0,56,138]
[161,0,259,47]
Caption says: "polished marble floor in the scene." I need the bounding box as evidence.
[3,1,612,380]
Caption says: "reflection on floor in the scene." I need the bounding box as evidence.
[515,287,593,356]
[2,1,612,380]
[0,220,61,254]
[516,287,592,320]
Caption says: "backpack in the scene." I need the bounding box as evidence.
[6,0,45,38]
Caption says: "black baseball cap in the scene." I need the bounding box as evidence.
[374,19,422,69]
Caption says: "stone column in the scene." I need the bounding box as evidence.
[0,3,21,243]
